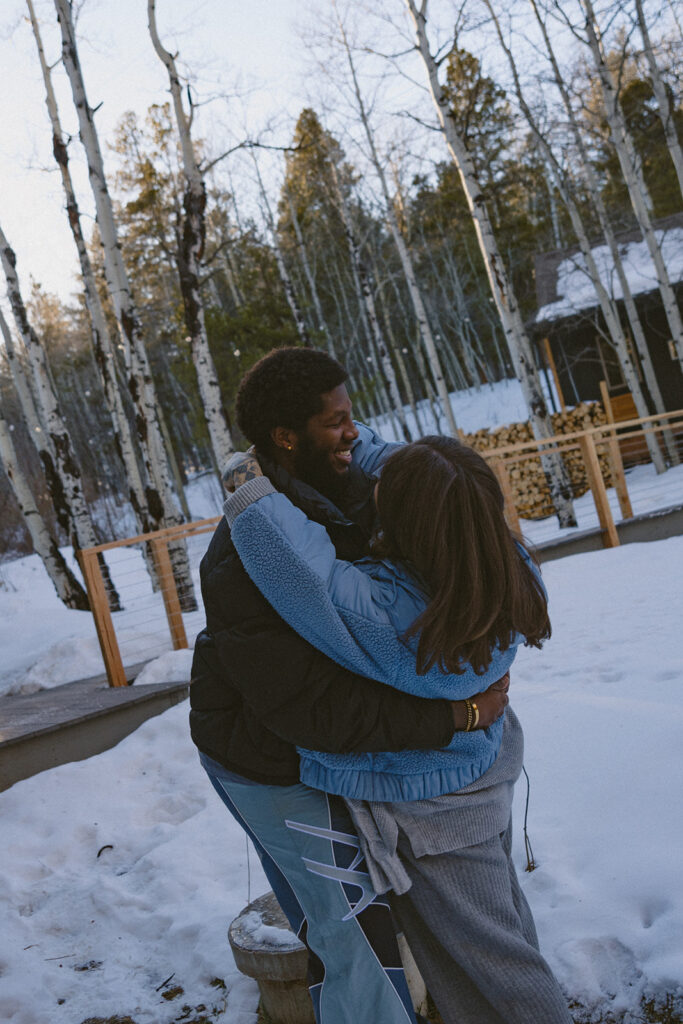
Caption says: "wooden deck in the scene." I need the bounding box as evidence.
[0,665,188,791]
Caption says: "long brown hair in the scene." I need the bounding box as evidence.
[373,436,550,675]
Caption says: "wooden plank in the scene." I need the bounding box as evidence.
[77,549,127,688]
[542,337,566,413]
[150,538,188,650]
[579,434,620,548]
[84,516,222,555]
[599,380,615,424]
[598,383,633,519]
[490,457,521,534]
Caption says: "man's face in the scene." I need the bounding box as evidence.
[293,383,359,496]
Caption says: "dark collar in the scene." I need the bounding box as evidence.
[256,451,377,530]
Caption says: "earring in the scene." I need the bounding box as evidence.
[285,443,293,451]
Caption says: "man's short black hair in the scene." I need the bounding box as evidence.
[236,347,348,451]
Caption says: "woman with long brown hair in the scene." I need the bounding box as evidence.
[224,435,571,1024]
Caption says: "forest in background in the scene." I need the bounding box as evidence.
[1,0,682,609]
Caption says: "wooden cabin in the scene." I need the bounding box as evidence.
[531,212,683,422]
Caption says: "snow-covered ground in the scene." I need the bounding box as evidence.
[522,459,683,547]
[1,537,682,1023]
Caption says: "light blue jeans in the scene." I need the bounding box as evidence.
[200,752,416,1024]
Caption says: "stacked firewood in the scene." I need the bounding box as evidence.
[465,402,611,520]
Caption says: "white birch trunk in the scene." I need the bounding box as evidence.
[0,231,122,609]
[251,155,311,345]
[54,0,195,608]
[284,185,337,358]
[0,407,88,609]
[26,0,154,519]
[406,0,576,525]
[223,248,244,309]
[528,0,676,468]
[331,169,411,440]
[581,0,683,371]
[487,0,666,472]
[334,8,458,436]
[147,0,235,467]
[634,0,683,202]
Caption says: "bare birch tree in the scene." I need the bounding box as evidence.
[329,163,412,439]
[0,402,88,609]
[0,233,121,608]
[633,0,683,203]
[333,2,459,437]
[283,182,337,357]
[405,0,576,525]
[26,0,156,522]
[486,0,666,471]
[147,0,235,467]
[53,0,195,607]
[579,0,683,372]
[251,154,312,345]
[528,0,676,467]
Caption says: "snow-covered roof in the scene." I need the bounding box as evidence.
[534,214,683,325]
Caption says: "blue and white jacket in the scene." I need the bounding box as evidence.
[224,425,540,802]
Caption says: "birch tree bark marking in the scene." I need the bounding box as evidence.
[405,0,576,525]
[53,1,184,520]
[284,184,337,358]
[27,0,154,520]
[147,0,235,467]
[251,154,312,345]
[634,0,683,202]
[54,0,195,608]
[528,0,675,468]
[487,0,665,472]
[330,165,411,439]
[0,231,122,609]
[581,0,683,371]
[334,3,458,436]
[0,407,88,610]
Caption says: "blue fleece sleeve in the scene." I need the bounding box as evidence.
[228,486,518,699]
[350,422,402,476]
[229,491,407,683]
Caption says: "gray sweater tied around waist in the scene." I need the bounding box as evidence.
[345,706,524,896]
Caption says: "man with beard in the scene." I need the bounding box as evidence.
[190,347,500,1024]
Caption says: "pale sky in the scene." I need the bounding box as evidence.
[0,0,312,304]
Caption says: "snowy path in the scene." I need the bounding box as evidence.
[1,538,682,1023]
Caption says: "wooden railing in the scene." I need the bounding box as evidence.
[78,409,683,687]
[77,517,220,688]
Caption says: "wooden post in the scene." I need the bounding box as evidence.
[490,456,521,533]
[578,434,620,548]
[542,337,566,413]
[77,547,127,687]
[599,381,633,518]
[150,537,188,650]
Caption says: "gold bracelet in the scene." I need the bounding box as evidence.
[471,702,480,729]
[464,698,474,731]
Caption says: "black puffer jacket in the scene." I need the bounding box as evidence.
[189,460,454,786]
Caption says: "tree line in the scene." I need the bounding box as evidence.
[1,0,682,608]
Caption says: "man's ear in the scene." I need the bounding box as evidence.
[271,426,298,453]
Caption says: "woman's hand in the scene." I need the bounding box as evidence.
[222,448,263,493]
[450,672,510,732]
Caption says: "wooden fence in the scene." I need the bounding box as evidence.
[78,408,683,687]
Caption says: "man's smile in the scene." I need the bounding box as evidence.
[333,447,353,469]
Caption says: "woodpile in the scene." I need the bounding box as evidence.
[466,402,611,520]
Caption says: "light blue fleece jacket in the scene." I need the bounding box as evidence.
[224,431,541,801]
